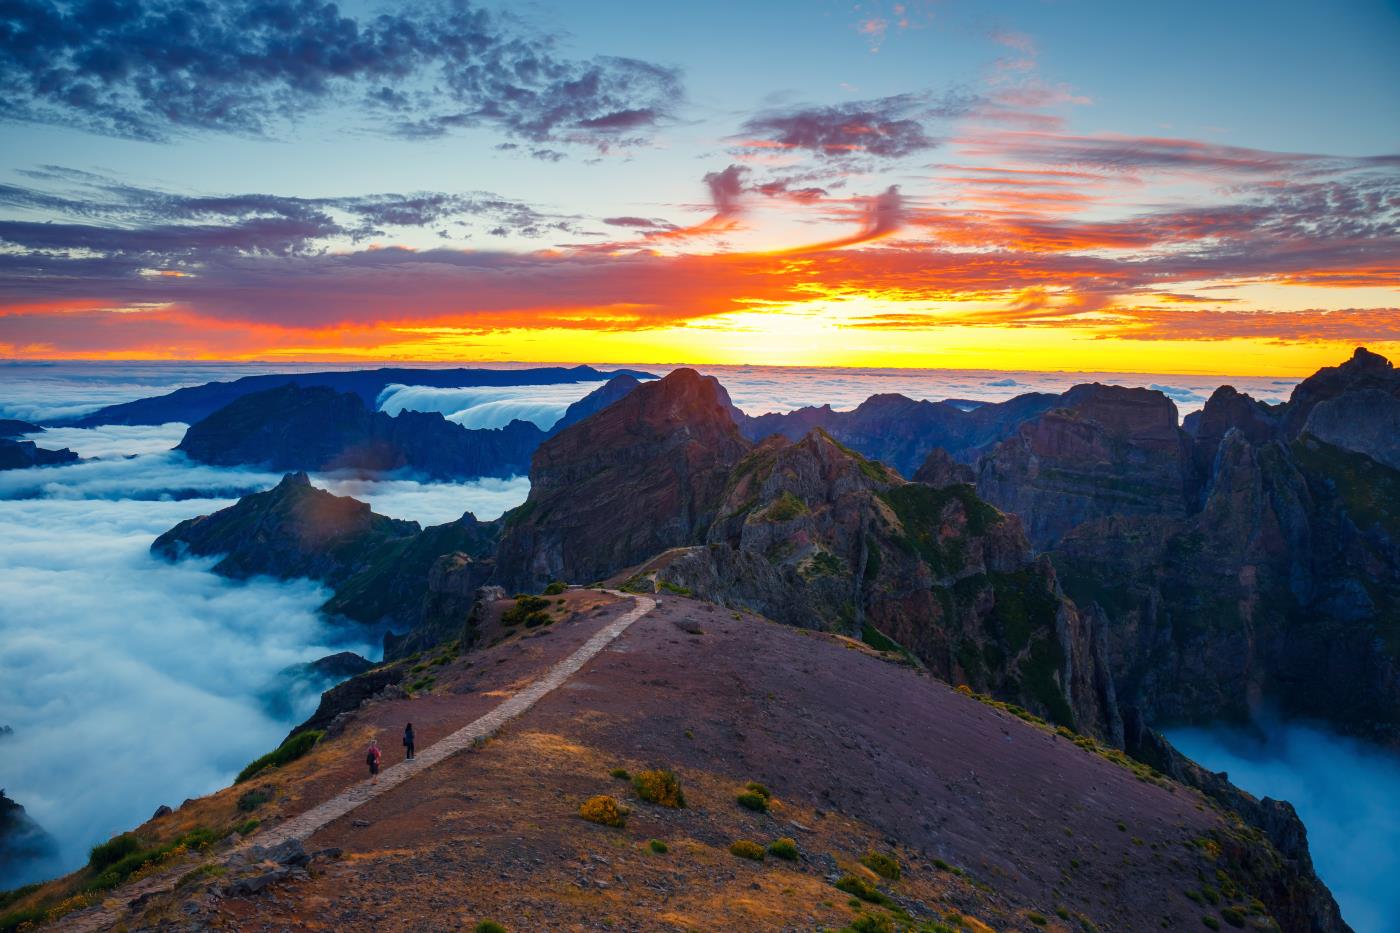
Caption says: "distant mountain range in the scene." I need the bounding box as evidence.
[60,364,656,428]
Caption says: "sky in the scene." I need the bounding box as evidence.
[0,0,1397,374]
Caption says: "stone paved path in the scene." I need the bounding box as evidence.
[61,592,655,932]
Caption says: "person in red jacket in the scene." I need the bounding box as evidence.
[366,738,382,785]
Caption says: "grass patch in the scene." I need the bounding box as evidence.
[609,767,631,780]
[502,595,552,627]
[632,769,686,808]
[762,491,809,523]
[859,850,901,880]
[578,795,628,828]
[736,790,769,813]
[648,839,669,854]
[843,914,895,933]
[729,839,765,861]
[237,788,271,812]
[235,730,323,784]
[657,579,692,596]
[474,922,508,933]
[833,874,893,907]
[234,819,260,836]
[768,837,799,860]
[543,580,567,595]
[89,832,141,871]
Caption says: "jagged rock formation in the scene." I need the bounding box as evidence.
[911,447,975,487]
[1049,348,1400,741]
[976,384,1195,550]
[739,390,1063,476]
[495,368,751,590]
[176,374,643,480]
[152,473,500,658]
[67,364,654,427]
[652,429,1120,738]
[0,437,78,471]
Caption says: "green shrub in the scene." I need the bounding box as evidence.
[89,832,142,870]
[543,581,567,596]
[1203,917,1220,931]
[729,840,765,861]
[610,768,631,780]
[0,883,41,912]
[648,839,669,854]
[235,730,323,783]
[235,818,261,836]
[633,770,686,808]
[1028,913,1047,926]
[736,791,769,813]
[844,914,895,933]
[1,906,47,933]
[767,837,799,860]
[502,595,551,625]
[744,781,771,799]
[859,850,900,880]
[1220,907,1245,928]
[833,874,891,907]
[475,922,508,933]
[237,788,271,812]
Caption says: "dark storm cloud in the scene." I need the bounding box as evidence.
[0,0,682,147]
[735,91,978,159]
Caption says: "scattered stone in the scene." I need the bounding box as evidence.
[352,819,371,828]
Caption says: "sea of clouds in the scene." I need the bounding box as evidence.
[9,360,1396,921]
[0,381,531,886]
[1169,718,1400,933]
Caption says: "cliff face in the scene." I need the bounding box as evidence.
[494,368,751,590]
[652,430,1120,739]
[976,384,1195,551]
[1050,349,1400,742]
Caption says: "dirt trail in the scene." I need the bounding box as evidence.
[60,591,655,933]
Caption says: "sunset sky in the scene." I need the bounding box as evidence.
[1,0,1397,374]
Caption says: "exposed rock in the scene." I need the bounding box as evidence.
[655,429,1118,737]
[496,368,751,590]
[1050,349,1400,742]
[287,664,406,740]
[151,804,173,819]
[912,447,975,487]
[976,384,1194,551]
[0,437,79,471]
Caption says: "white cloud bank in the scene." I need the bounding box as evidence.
[376,381,605,430]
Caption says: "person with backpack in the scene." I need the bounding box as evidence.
[366,738,382,784]
[403,723,416,761]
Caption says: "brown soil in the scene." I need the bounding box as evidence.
[27,591,1256,932]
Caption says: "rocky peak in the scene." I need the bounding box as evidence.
[152,473,419,584]
[495,368,751,591]
[1284,346,1399,438]
[1191,385,1280,479]
[976,384,1193,550]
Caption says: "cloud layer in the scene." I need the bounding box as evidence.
[0,0,681,146]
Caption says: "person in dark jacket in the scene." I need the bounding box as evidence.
[403,723,415,761]
[366,739,381,784]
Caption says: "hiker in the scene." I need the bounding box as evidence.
[366,738,382,784]
[403,723,416,761]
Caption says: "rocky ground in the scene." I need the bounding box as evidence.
[5,590,1334,932]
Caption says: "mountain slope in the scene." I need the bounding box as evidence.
[5,592,1345,932]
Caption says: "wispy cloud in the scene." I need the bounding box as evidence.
[0,0,682,149]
